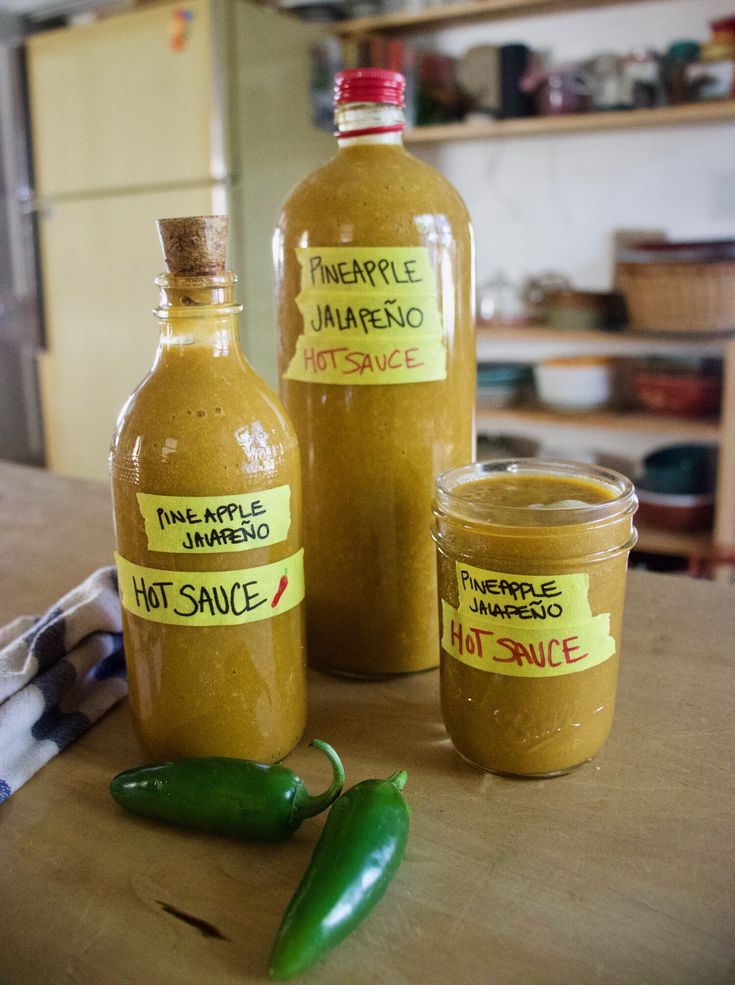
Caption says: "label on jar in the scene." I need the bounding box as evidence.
[114,549,304,627]
[136,486,291,554]
[440,561,616,677]
[283,246,447,385]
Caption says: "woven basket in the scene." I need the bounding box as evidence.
[616,261,735,333]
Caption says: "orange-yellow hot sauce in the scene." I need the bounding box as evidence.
[433,460,638,776]
[275,69,476,677]
[110,217,306,762]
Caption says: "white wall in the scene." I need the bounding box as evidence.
[412,0,734,292]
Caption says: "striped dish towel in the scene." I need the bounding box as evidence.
[0,566,127,802]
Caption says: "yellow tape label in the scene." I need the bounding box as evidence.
[284,334,446,385]
[136,486,291,554]
[115,550,304,627]
[441,601,615,677]
[296,290,442,338]
[297,246,436,294]
[285,247,446,385]
[456,562,593,624]
[441,562,616,677]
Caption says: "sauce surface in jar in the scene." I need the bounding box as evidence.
[110,217,306,762]
[275,69,475,677]
[433,460,638,777]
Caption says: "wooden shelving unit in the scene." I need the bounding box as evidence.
[334,0,656,36]
[331,0,735,567]
[331,0,735,145]
[405,100,735,143]
[633,523,715,560]
[476,325,729,361]
[476,325,735,562]
[476,404,721,440]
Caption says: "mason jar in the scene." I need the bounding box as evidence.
[432,459,638,777]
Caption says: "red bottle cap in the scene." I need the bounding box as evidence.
[334,69,406,107]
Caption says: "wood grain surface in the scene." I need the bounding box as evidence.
[0,461,733,985]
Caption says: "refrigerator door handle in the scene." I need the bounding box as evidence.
[0,46,40,302]
[20,344,45,460]
[19,197,54,219]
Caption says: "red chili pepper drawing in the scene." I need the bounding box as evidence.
[271,569,288,608]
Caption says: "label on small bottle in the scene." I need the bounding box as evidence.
[136,486,291,554]
[114,549,304,627]
[283,246,447,385]
[441,561,616,677]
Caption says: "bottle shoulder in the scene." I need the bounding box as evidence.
[110,353,299,490]
[278,145,471,237]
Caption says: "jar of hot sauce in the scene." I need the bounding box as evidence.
[274,69,475,677]
[432,459,638,777]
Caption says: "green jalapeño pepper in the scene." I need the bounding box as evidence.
[109,739,344,841]
[269,769,409,980]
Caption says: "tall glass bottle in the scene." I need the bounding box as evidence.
[110,215,306,761]
[274,70,475,676]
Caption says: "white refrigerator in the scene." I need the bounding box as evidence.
[27,0,332,480]
[0,36,44,467]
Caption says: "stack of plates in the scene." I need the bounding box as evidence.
[477,363,532,408]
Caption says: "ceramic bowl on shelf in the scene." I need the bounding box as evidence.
[546,289,627,332]
[636,488,715,533]
[533,357,613,411]
[477,362,532,407]
[631,368,722,416]
[641,443,718,496]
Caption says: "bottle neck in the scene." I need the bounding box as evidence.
[153,272,243,360]
[335,102,405,148]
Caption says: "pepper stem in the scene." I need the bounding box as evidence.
[387,768,408,791]
[294,739,345,820]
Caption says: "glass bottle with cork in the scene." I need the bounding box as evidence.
[274,69,476,677]
[110,215,306,762]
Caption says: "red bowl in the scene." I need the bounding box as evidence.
[632,371,722,417]
[637,489,715,532]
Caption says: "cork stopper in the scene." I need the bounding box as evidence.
[156,215,228,275]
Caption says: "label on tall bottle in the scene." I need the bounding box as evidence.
[283,246,447,385]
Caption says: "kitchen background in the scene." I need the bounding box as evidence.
[0,0,733,576]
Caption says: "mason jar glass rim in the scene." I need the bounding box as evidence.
[434,458,638,529]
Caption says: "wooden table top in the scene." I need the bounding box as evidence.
[0,460,733,985]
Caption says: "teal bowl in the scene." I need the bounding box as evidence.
[641,443,718,496]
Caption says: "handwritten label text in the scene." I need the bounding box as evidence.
[442,562,616,677]
[115,550,304,627]
[285,247,446,386]
[136,487,291,554]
